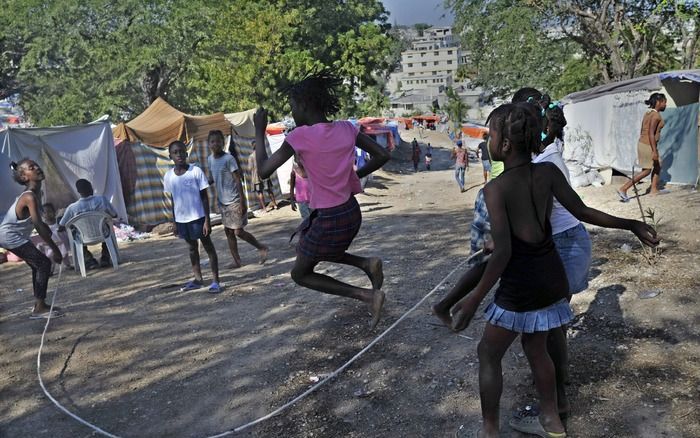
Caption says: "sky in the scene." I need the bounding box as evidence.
[381,0,454,26]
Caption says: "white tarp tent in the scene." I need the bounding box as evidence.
[562,70,700,186]
[0,121,127,221]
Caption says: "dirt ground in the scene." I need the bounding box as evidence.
[1,128,699,438]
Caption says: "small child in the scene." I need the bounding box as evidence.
[424,152,432,170]
[289,156,312,219]
[253,70,390,329]
[164,141,221,293]
[451,103,658,438]
[0,160,64,318]
[248,146,279,212]
[207,130,268,268]
[39,203,71,272]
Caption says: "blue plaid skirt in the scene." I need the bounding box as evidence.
[484,298,573,333]
[295,196,361,262]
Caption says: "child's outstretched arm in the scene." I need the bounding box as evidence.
[254,108,294,179]
[355,133,390,178]
[22,193,62,264]
[547,163,659,246]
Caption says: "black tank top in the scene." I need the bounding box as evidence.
[494,164,569,312]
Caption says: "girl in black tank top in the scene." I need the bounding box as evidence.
[451,103,659,438]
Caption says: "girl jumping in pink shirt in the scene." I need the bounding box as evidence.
[254,71,390,329]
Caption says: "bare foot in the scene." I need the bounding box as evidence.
[369,289,385,330]
[258,246,269,264]
[226,261,241,269]
[432,304,453,329]
[367,257,384,290]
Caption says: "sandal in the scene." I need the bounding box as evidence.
[180,280,203,291]
[30,309,64,319]
[208,282,223,294]
[513,404,569,421]
[509,414,566,437]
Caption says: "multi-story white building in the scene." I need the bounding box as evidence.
[390,26,461,94]
[387,26,483,117]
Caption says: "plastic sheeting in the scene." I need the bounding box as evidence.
[0,122,127,222]
[564,93,699,185]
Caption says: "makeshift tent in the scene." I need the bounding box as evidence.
[356,118,396,151]
[0,122,127,221]
[562,70,700,186]
[461,122,488,140]
[113,99,282,227]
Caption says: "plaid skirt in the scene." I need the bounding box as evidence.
[295,196,361,262]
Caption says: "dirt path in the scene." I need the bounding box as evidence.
[1,128,699,437]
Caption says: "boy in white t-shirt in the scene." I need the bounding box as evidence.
[163,141,221,293]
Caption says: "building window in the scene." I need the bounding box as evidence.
[434,51,439,56]
[434,61,439,66]
[447,50,453,55]
[420,52,426,57]
[407,55,413,58]
[408,72,414,76]
[408,63,413,67]
[421,62,427,66]
[447,60,453,64]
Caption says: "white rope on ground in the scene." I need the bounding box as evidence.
[37,265,121,438]
[37,251,482,438]
[206,249,483,438]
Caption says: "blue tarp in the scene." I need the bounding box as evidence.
[658,103,699,185]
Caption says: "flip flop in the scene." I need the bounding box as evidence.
[513,404,569,421]
[180,280,203,291]
[509,414,566,437]
[208,282,223,294]
[616,191,630,203]
[30,309,64,320]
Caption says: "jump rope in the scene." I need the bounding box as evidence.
[37,250,483,437]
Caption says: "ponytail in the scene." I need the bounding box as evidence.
[644,93,666,108]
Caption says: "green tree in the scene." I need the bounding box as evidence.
[444,86,468,132]
[3,0,395,126]
[414,23,432,36]
[447,0,572,98]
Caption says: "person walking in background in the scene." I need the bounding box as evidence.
[207,130,268,268]
[411,138,421,172]
[451,140,468,192]
[617,93,669,201]
[477,132,491,184]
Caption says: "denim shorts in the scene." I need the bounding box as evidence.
[482,160,492,172]
[552,223,592,294]
[176,217,206,241]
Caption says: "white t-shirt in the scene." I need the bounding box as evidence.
[532,138,580,235]
[163,165,210,223]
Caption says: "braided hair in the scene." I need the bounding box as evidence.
[512,87,543,104]
[544,105,567,141]
[9,158,34,185]
[486,103,542,156]
[285,69,344,118]
[644,93,666,109]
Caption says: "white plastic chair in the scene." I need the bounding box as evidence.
[65,211,119,277]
